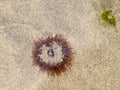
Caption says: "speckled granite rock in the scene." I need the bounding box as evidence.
[0,0,120,90]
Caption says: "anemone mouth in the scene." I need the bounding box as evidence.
[32,34,74,76]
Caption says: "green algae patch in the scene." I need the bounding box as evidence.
[101,10,116,26]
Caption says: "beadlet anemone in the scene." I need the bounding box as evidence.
[32,34,74,76]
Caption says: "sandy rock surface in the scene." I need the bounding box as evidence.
[0,0,120,90]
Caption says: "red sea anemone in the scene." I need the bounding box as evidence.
[32,34,74,76]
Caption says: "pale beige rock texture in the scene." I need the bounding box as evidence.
[0,0,120,90]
